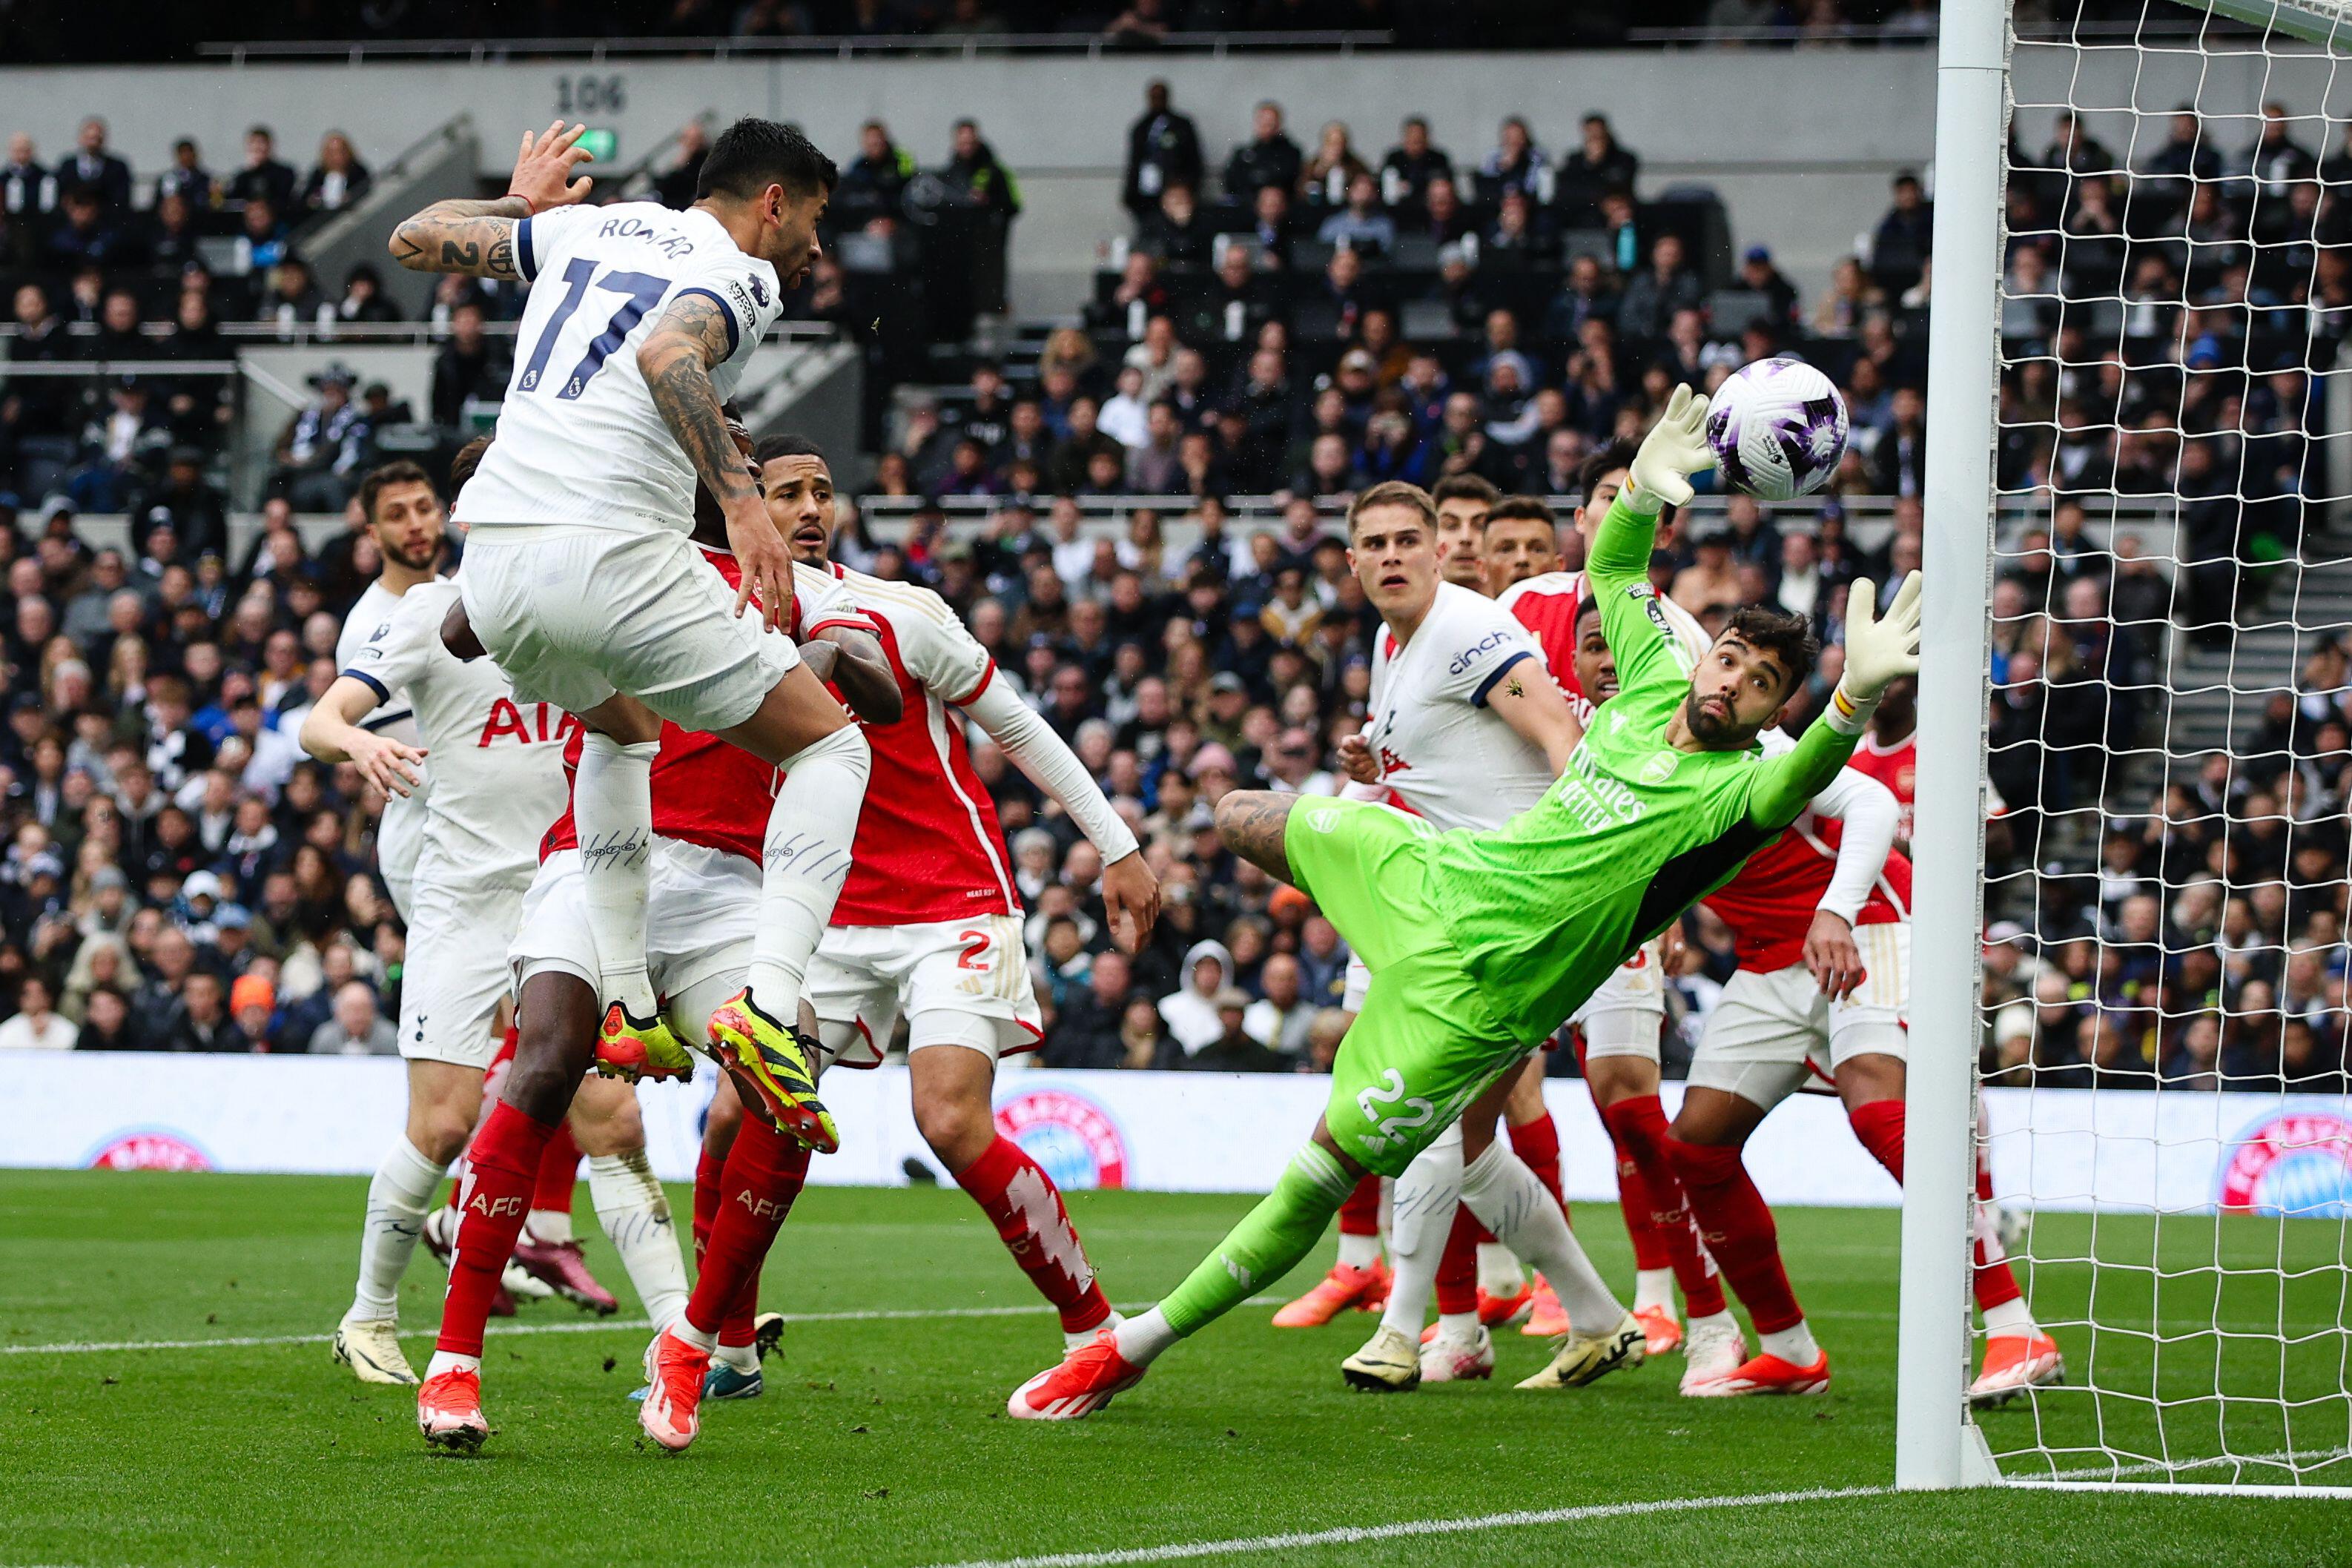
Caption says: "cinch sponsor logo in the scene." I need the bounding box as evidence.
[1447,631,1510,677]
[994,1089,1127,1191]
[2218,1110,2352,1218]
[86,1130,211,1171]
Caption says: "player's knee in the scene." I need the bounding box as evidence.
[787,718,869,775]
[1834,1049,1906,1110]
[409,1105,472,1166]
[704,1082,744,1156]
[503,1036,582,1123]
[913,1086,994,1171]
[569,1080,643,1157]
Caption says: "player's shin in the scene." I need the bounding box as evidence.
[747,724,870,1018]
[1456,1140,1622,1333]
[589,1151,689,1332]
[429,1100,559,1375]
[1664,1134,1816,1362]
[1145,1141,1358,1358]
[955,1134,1114,1338]
[1378,1130,1464,1341]
[354,1137,446,1320]
[573,734,661,1020]
[682,1114,810,1347]
[1601,1096,1728,1319]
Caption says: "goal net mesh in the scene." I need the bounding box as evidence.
[1984,0,2352,1485]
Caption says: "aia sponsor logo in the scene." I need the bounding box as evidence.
[994,1088,1127,1191]
[86,1129,211,1171]
[2218,1110,2352,1218]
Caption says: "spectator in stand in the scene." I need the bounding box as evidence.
[429,302,508,426]
[1140,183,1212,266]
[156,137,215,210]
[1123,79,1202,218]
[0,974,74,1048]
[272,364,366,510]
[940,117,1021,219]
[147,191,203,272]
[1378,115,1453,216]
[1736,244,1801,328]
[45,185,131,269]
[1298,121,1370,209]
[836,119,914,227]
[308,976,394,1055]
[331,262,403,325]
[1315,173,1395,256]
[227,125,298,214]
[1224,101,1303,200]
[4,134,57,264]
[253,256,329,332]
[1476,115,1551,205]
[237,194,289,274]
[1556,112,1639,222]
[56,117,131,215]
[1616,231,1703,343]
[298,131,372,216]
[1869,169,1935,296]
[654,120,709,210]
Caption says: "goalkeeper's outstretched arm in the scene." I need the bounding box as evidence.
[1748,573,1923,830]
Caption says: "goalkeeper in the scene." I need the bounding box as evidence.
[1007,386,1926,1418]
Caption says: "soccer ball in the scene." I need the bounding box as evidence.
[1703,357,1849,502]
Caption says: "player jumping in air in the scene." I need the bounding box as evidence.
[389,116,866,1154]
[1008,387,1923,1418]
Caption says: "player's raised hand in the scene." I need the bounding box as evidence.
[1335,732,1380,785]
[1101,850,1162,954]
[1842,572,1923,700]
[350,733,428,798]
[1627,382,1714,513]
[508,120,595,214]
[724,498,798,633]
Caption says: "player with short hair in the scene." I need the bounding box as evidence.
[1009,391,1925,1418]
[308,460,681,1389]
[1429,472,1499,590]
[414,459,898,1453]
[391,115,867,1151]
[661,435,1163,1427]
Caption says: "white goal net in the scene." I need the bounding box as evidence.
[1938,0,2352,1490]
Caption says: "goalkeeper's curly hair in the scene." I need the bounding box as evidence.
[1725,604,1819,701]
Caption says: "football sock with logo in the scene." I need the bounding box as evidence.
[1664,1134,1803,1335]
[433,1100,557,1362]
[683,1115,810,1340]
[1154,1142,1356,1347]
[1335,1173,1384,1269]
[748,724,871,1017]
[573,733,661,1019]
[1433,1205,1481,1319]
[589,1151,688,1331]
[1509,1110,1568,1211]
[354,1137,446,1320]
[1378,1131,1464,1341]
[1456,1140,1622,1333]
[1602,1096,1727,1318]
[526,1120,581,1240]
[957,1134,1111,1334]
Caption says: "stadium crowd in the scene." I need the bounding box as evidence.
[0,83,2347,1094]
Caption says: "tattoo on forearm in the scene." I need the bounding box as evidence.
[388,196,531,277]
[643,295,757,507]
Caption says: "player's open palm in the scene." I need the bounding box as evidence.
[1628,383,1714,510]
[1101,851,1161,953]
[509,120,595,214]
[1844,572,1923,699]
[350,734,427,798]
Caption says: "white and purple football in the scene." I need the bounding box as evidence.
[1704,357,1849,502]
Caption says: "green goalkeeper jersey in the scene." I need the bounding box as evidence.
[1423,494,1866,1043]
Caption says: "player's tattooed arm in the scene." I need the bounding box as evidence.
[641,294,762,509]
[1211,790,1298,885]
[388,197,528,277]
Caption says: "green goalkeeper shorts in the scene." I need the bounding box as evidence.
[1283,796,1531,1177]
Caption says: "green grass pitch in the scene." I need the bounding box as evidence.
[1,1169,2344,1567]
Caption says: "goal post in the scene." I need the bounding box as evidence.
[1902,0,2352,1495]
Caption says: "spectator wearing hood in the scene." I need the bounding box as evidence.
[1157,937,1235,1057]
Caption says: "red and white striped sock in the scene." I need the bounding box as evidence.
[955,1134,1111,1335]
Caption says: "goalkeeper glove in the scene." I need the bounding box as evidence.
[1826,572,1923,733]
[1625,383,1714,515]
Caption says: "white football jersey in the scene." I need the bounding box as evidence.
[340,579,575,884]
[453,202,783,535]
[1361,580,1556,832]
[337,579,432,844]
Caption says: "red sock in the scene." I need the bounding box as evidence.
[443,1025,525,1214]
[1847,1098,2023,1313]
[1602,1096,1727,1318]
[532,1120,581,1216]
[691,1145,724,1271]
[1665,1134,1802,1334]
[1434,1205,1481,1317]
[1509,1111,1568,1214]
[956,1135,1111,1334]
[435,1100,558,1357]
[684,1116,810,1338]
[1338,1172,1382,1237]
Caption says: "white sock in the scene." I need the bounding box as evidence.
[1378,1132,1463,1340]
[1633,1268,1677,1315]
[1982,1297,2037,1337]
[1476,1241,1526,1297]
[425,1349,480,1379]
[669,1318,718,1352]
[1112,1306,1180,1366]
[1760,1320,1820,1365]
[1064,1309,1122,1353]
[716,1340,761,1374]
[574,733,661,1018]
[526,1208,572,1246]
[748,725,870,1013]
[1335,1231,1383,1270]
[354,1137,446,1319]
[589,1151,689,1331]
[1436,1311,1480,1342]
[1688,1309,1739,1337]
[1457,1140,1622,1335]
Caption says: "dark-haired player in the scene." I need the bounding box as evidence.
[390,115,865,1160]
[1010,388,1923,1418]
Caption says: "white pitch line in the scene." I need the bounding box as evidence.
[920,1486,1892,1568]
[0,1298,1285,1357]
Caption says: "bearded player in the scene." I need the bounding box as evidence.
[392,116,868,1143]
[1011,388,1924,1418]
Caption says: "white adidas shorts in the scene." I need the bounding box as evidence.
[1688,921,1910,1108]
[460,525,800,733]
[378,788,426,925]
[510,837,756,1014]
[1569,939,1669,1061]
[810,913,1043,1068]
[400,857,529,1070]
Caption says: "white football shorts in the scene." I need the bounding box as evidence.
[377,788,426,925]
[809,913,1043,1069]
[1688,920,1910,1108]
[1569,939,1669,1061]
[509,838,757,1031]
[460,524,801,734]
[399,857,529,1070]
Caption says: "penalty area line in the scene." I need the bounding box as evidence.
[921,1485,1894,1568]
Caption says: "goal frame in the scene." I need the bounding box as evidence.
[1896,0,2352,1495]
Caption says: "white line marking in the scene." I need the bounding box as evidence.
[0,1298,1284,1357]
[921,1486,1892,1568]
